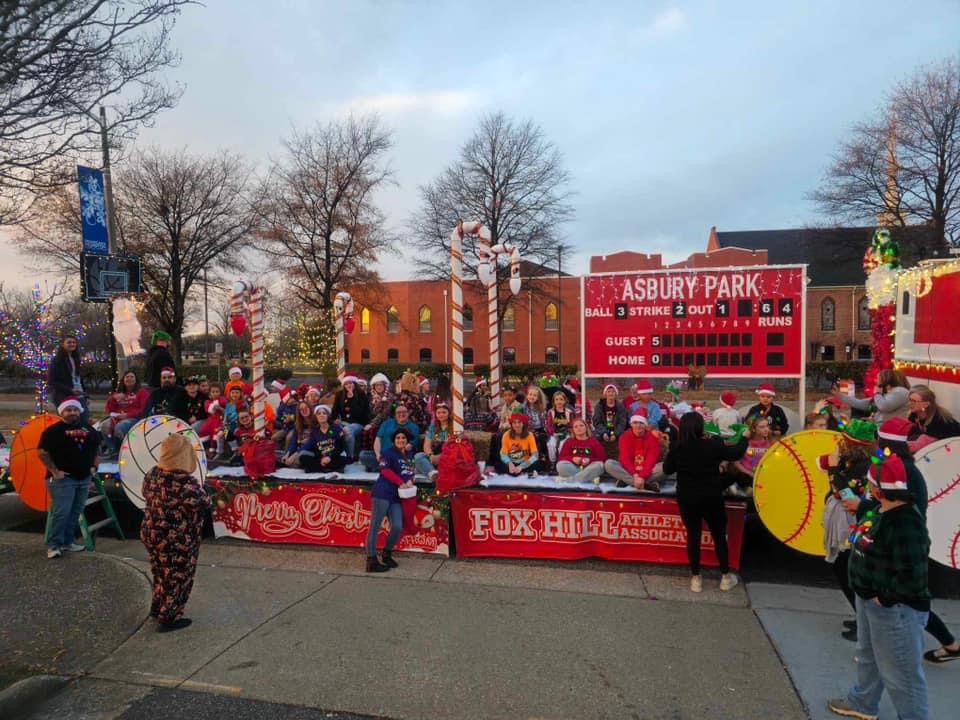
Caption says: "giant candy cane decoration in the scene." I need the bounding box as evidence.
[477,238,521,413]
[230,280,267,437]
[333,291,355,380]
[450,222,490,433]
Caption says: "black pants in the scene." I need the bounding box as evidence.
[677,495,729,575]
[926,610,956,647]
[833,550,857,610]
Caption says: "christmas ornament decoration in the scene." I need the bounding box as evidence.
[230,280,267,437]
[111,297,143,355]
[450,221,490,433]
[8,413,59,511]
[333,291,355,380]
[118,415,206,510]
[477,232,521,413]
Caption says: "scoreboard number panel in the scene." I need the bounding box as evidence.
[583,266,806,377]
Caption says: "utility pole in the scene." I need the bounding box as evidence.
[99,105,120,386]
[557,246,562,365]
[204,269,210,361]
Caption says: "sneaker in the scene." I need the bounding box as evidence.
[63,543,86,552]
[428,470,439,482]
[46,547,62,559]
[690,575,702,593]
[719,573,739,592]
[826,698,877,719]
[924,646,960,664]
[841,628,858,642]
[157,618,193,633]
[842,619,857,630]
[644,479,661,493]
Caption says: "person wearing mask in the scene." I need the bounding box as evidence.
[365,427,415,572]
[36,398,101,558]
[604,411,663,491]
[141,433,209,632]
[145,331,176,389]
[47,335,87,415]
[142,367,188,420]
[828,454,931,720]
[360,404,421,473]
[332,375,370,461]
[663,412,747,593]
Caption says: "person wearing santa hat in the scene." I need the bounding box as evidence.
[627,380,662,428]
[713,391,742,438]
[332,375,370,461]
[465,377,493,431]
[745,383,789,437]
[271,388,300,446]
[224,365,254,401]
[828,453,931,720]
[604,409,663,491]
[591,383,628,452]
[37,398,102,559]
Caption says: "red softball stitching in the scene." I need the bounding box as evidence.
[780,439,816,546]
[950,530,960,569]
[928,473,960,507]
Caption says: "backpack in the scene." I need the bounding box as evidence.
[437,435,481,494]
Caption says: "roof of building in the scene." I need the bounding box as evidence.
[712,225,946,286]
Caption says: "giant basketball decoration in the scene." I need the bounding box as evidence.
[8,414,60,511]
[118,415,206,510]
[915,437,960,569]
[753,429,843,556]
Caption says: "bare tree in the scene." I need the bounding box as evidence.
[260,115,395,313]
[410,111,575,318]
[0,1,193,224]
[812,58,959,247]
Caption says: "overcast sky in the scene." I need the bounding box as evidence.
[2,0,959,293]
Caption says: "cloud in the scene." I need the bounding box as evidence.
[326,91,478,118]
[651,8,687,35]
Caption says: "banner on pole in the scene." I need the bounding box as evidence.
[77,165,109,255]
[582,265,806,377]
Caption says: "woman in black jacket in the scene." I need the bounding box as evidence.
[47,335,86,409]
[332,376,371,461]
[663,412,748,594]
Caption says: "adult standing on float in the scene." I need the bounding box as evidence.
[47,335,88,416]
[662,411,747,593]
[835,369,910,423]
[145,331,176,389]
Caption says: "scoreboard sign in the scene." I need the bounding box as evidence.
[582,265,806,377]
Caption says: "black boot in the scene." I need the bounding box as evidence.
[381,550,398,569]
[366,555,389,573]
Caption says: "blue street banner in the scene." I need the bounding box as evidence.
[77,165,109,255]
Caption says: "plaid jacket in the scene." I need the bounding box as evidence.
[849,502,931,611]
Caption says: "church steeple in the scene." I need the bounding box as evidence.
[878,112,901,227]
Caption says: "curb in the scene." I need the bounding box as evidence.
[0,675,69,719]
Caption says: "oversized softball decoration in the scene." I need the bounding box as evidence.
[118,416,206,509]
[230,280,267,437]
[477,234,521,413]
[449,221,489,434]
[915,437,960,568]
[8,413,60,511]
[333,291,355,381]
[753,429,843,556]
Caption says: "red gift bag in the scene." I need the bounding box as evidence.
[240,438,278,479]
[437,435,480,495]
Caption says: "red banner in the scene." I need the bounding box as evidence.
[451,489,745,568]
[583,266,805,376]
[212,482,450,556]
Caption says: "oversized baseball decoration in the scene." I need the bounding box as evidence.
[8,413,60,511]
[862,228,900,394]
[111,297,143,355]
[230,280,267,436]
[753,429,843,556]
[915,437,960,568]
[333,291,355,380]
[477,235,521,413]
[118,415,206,510]
[450,221,489,433]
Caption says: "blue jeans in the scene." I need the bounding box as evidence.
[365,497,403,556]
[413,452,436,477]
[343,423,364,460]
[359,450,379,473]
[846,595,929,720]
[47,475,90,549]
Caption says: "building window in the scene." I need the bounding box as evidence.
[503,347,516,364]
[544,346,559,363]
[386,306,400,333]
[857,297,871,331]
[821,345,835,361]
[360,307,370,334]
[545,302,559,331]
[418,305,432,333]
[387,348,399,363]
[502,304,515,331]
[820,297,835,331]
[901,291,911,315]
[361,348,370,362]
[463,347,474,364]
[463,305,473,332]
[857,344,872,360]
[419,348,432,363]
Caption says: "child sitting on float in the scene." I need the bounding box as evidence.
[726,415,773,497]
[300,405,346,473]
[415,401,454,480]
[499,412,540,477]
[283,401,319,468]
[745,382,789,437]
[545,389,575,470]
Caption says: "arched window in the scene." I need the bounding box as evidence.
[361,348,370,362]
[360,307,370,334]
[418,305,432,333]
[386,306,400,333]
[463,305,474,332]
[545,302,559,330]
[387,348,399,363]
[857,296,871,331]
[463,347,474,364]
[544,346,559,363]
[502,304,515,331]
[503,347,517,364]
[820,297,835,331]
[419,348,432,363]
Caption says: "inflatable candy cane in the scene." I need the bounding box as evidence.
[450,222,490,433]
[333,291,355,380]
[477,238,521,413]
[230,280,267,437]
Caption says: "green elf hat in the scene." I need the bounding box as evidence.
[538,372,560,390]
[665,381,682,401]
[152,330,172,343]
[704,421,749,445]
[841,417,878,446]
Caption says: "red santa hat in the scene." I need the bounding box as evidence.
[632,379,654,395]
[720,391,738,409]
[57,397,83,414]
[278,387,295,401]
[564,377,580,393]
[370,373,390,387]
[629,408,649,425]
[270,379,287,391]
[417,374,429,388]
[228,366,243,377]
[756,383,776,397]
[297,383,311,398]
[868,454,909,492]
[602,383,619,395]
[474,377,488,387]
[509,412,530,425]
[878,417,914,443]
[355,375,368,386]
[341,374,360,385]
[160,366,177,377]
